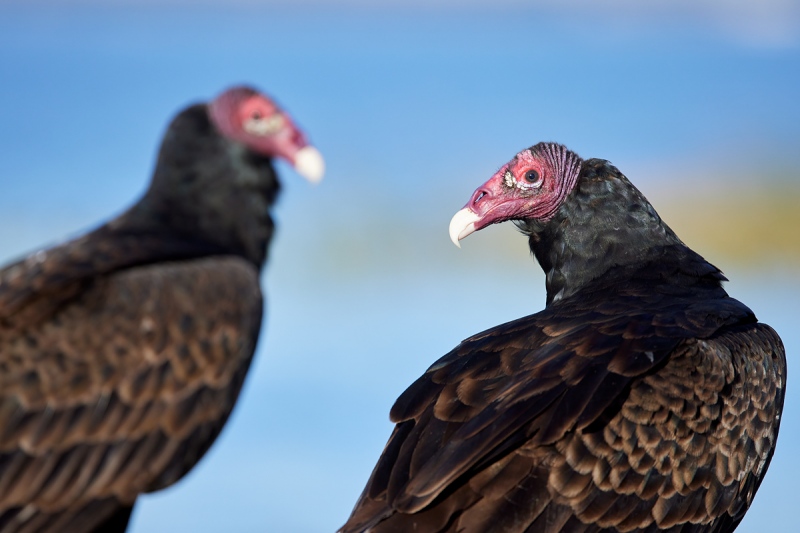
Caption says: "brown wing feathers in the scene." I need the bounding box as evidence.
[341,285,784,533]
[0,258,262,532]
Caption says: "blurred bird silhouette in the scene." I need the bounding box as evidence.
[0,85,323,532]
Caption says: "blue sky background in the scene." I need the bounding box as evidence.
[0,2,798,531]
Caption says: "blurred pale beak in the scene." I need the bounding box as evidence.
[293,146,325,184]
[449,208,481,248]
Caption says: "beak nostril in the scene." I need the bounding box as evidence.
[474,191,487,204]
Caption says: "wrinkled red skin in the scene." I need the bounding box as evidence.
[461,148,568,232]
[207,86,310,166]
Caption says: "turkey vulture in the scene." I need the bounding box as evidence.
[0,86,324,532]
[340,142,785,533]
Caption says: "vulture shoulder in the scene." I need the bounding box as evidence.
[341,281,786,533]
[0,254,262,531]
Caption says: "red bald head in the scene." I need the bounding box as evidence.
[449,143,582,246]
[208,86,324,183]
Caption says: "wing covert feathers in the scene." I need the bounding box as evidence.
[341,296,785,533]
[0,257,263,532]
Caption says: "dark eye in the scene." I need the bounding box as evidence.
[524,170,540,183]
[251,111,263,120]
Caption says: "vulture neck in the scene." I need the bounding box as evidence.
[114,103,280,269]
[521,158,713,306]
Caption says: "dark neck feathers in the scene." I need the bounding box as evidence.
[117,103,280,268]
[520,158,724,305]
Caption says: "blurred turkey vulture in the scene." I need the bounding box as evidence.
[340,143,785,533]
[0,86,324,532]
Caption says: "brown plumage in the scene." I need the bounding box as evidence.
[0,86,323,532]
[340,143,785,533]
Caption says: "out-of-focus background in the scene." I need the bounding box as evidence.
[1,1,798,531]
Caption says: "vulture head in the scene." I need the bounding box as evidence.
[449,142,582,247]
[208,86,325,183]
[137,85,324,268]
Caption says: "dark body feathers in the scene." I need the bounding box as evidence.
[341,156,786,533]
[0,102,278,531]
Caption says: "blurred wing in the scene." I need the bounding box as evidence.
[0,256,263,532]
[341,297,784,532]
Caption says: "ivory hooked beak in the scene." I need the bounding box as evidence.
[293,146,325,184]
[448,208,481,248]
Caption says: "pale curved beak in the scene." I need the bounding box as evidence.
[448,208,481,248]
[293,146,325,184]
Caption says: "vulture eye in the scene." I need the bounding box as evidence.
[243,113,285,136]
[524,170,540,183]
